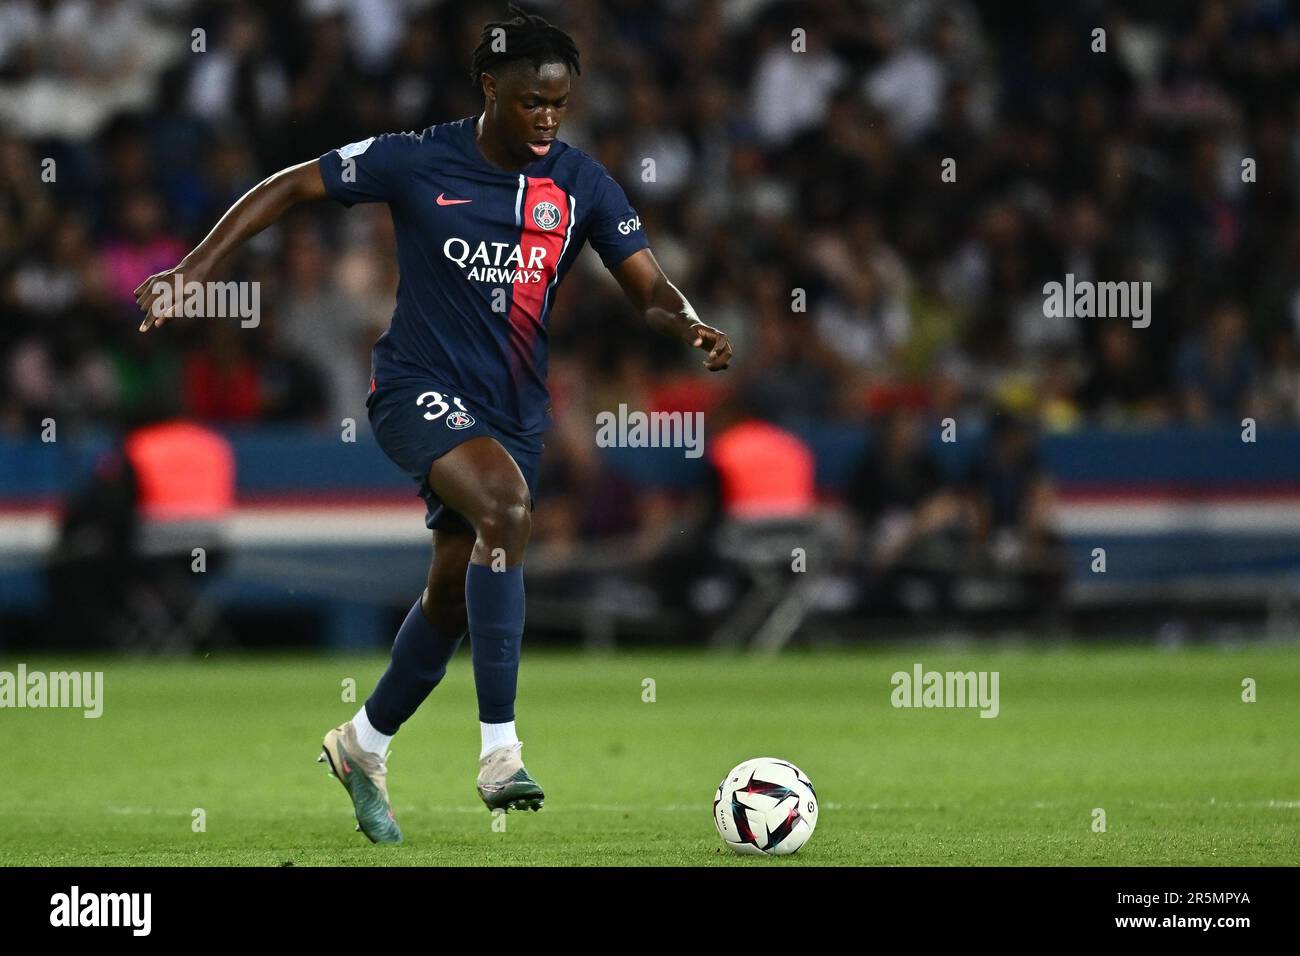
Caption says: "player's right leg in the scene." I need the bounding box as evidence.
[424,436,545,812]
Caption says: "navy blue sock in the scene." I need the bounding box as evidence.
[364,596,464,735]
[466,563,524,723]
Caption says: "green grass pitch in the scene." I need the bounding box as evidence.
[1,645,1297,866]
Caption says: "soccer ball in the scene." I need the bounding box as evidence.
[713,757,818,856]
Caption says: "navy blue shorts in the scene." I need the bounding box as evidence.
[367,378,542,532]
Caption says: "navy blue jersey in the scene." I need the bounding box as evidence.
[318,115,649,438]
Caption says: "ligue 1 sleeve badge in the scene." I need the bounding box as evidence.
[531,200,561,230]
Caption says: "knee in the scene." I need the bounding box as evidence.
[472,487,531,547]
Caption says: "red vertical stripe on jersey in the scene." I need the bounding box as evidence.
[507,177,570,381]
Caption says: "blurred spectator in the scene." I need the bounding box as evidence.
[273,221,374,425]
[182,322,261,422]
[1260,330,1300,423]
[748,8,848,147]
[864,6,982,145]
[186,4,290,130]
[1077,324,1164,425]
[963,413,1068,617]
[99,189,186,308]
[847,407,965,614]
[849,409,958,558]
[709,408,816,520]
[1176,300,1260,423]
[45,439,141,648]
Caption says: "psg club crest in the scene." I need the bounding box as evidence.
[532,200,561,230]
[446,410,475,430]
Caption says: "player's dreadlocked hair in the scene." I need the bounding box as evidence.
[469,3,581,89]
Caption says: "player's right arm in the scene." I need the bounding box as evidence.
[135,160,327,331]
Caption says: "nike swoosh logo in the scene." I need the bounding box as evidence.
[437,193,472,205]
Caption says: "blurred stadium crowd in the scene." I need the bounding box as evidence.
[2,0,1299,610]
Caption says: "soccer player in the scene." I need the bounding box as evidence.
[134,4,732,843]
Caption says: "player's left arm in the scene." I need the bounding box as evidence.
[610,249,733,371]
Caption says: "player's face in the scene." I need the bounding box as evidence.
[494,61,571,163]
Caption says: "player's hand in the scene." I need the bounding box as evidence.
[135,260,208,332]
[689,323,733,371]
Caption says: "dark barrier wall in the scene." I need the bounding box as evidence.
[4,424,1300,499]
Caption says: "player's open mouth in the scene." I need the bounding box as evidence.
[528,140,553,157]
